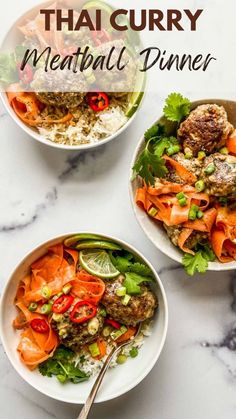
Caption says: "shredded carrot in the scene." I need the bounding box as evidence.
[116,327,137,344]
[95,339,107,360]
[211,228,234,263]
[71,270,105,305]
[178,228,195,255]
[164,155,197,184]
[183,208,217,232]
[227,133,236,155]
[8,89,73,127]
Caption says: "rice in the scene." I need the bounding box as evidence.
[37,95,129,146]
[73,320,152,378]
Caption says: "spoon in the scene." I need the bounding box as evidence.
[77,324,141,419]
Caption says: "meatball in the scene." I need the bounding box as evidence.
[31,68,87,108]
[164,224,208,249]
[178,104,233,156]
[36,92,85,109]
[102,276,157,326]
[165,152,202,184]
[95,40,137,94]
[201,153,236,197]
[52,310,104,351]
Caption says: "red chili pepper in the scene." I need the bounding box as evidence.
[87,92,109,112]
[17,63,34,85]
[70,301,97,324]
[30,318,49,334]
[52,295,74,314]
[92,29,111,46]
[105,319,121,329]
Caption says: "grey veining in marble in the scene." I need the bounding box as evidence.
[1,1,236,418]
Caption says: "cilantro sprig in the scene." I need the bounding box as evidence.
[163,93,191,123]
[132,123,168,185]
[39,346,89,384]
[182,244,216,276]
[110,251,154,295]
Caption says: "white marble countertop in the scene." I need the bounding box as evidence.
[1,90,236,419]
[1,1,236,418]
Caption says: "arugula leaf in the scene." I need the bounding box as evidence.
[182,244,216,276]
[38,345,89,384]
[133,139,168,185]
[124,272,153,295]
[144,123,165,142]
[154,136,179,157]
[163,93,191,123]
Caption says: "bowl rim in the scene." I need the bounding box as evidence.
[129,98,236,272]
[0,231,168,404]
[0,0,145,151]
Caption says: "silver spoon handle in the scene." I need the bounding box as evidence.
[77,346,118,419]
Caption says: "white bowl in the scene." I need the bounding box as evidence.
[129,99,236,271]
[0,232,168,404]
[0,1,144,151]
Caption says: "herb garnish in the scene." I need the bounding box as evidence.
[163,93,191,123]
[182,244,216,276]
[39,346,89,384]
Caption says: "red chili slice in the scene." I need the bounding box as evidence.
[30,318,49,334]
[52,295,74,314]
[87,92,109,112]
[17,63,34,85]
[92,29,111,46]
[105,319,121,329]
[70,301,97,324]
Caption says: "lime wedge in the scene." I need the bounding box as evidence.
[75,240,122,251]
[64,234,106,248]
[79,249,120,279]
[125,72,146,118]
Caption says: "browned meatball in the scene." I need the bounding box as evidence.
[178,104,233,156]
[201,153,236,197]
[164,224,208,249]
[36,92,86,109]
[165,152,202,184]
[102,276,157,326]
[32,68,87,108]
[52,311,104,351]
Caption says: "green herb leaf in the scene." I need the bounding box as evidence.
[110,252,153,277]
[144,123,165,142]
[163,93,191,123]
[38,345,89,384]
[133,140,168,185]
[124,272,153,295]
[154,136,179,157]
[182,244,215,276]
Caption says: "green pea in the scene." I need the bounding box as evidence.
[204,163,215,175]
[117,354,127,365]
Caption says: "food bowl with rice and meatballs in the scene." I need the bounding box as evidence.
[130,93,236,275]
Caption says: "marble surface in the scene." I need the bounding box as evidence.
[0,1,236,418]
[0,90,236,419]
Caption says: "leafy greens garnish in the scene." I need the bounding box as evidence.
[154,136,179,157]
[110,251,154,294]
[144,123,165,142]
[182,244,216,276]
[132,140,168,185]
[163,93,191,123]
[39,346,89,384]
[124,272,153,295]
